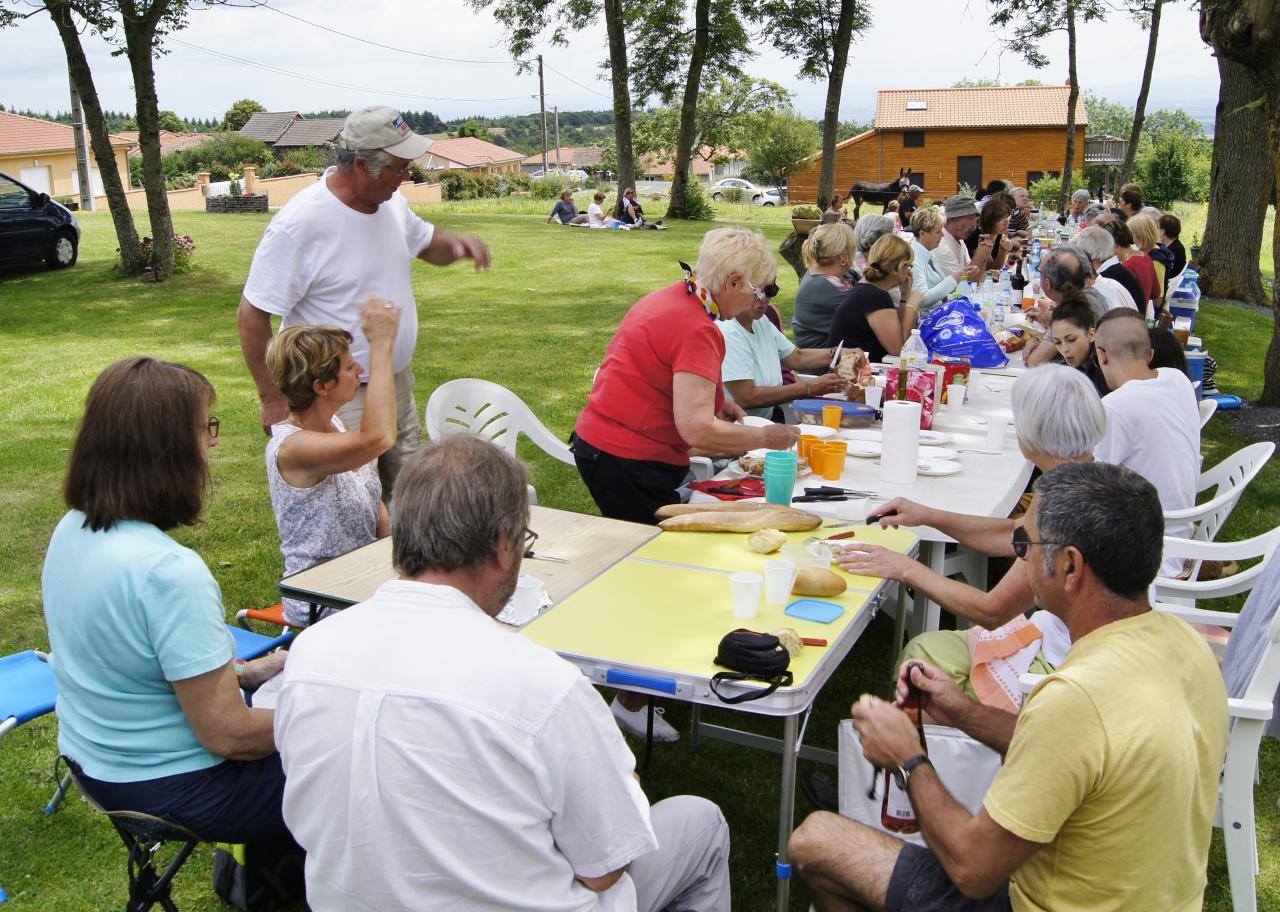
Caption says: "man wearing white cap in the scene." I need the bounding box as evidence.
[238,106,491,496]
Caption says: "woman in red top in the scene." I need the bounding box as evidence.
[573,227,800,526]
[1105,219,1160,314]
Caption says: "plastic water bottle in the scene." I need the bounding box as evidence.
[982,275,995,309]
[899,328,930,372]
[1031,238,1042,267]
[956,279,974,301]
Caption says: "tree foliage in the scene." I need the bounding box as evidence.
[221,97,265,131]
[1083,91,1133,138]
[741,108,821,190]
[1135,133,1195,208]
[632,77,790,163]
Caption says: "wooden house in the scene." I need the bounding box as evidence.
[789,84,1087,203]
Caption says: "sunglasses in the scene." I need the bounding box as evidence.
[746,279,780,302]
[1011,524,1058,560]
[205,416,220,439]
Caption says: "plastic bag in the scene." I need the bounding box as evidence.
[919,298,1009,368]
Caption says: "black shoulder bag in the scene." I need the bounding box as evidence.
[710,629,794,705]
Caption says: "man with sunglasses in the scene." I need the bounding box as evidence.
[238,106,492,501]
[791,462,1227,912]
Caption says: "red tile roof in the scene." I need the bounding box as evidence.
[521,146,603,167]
[0,110,131,157]
[874,85,1088,130]
[116,130,214,157]
[422,136,523,167]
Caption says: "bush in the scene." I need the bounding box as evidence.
[165,172,198,191]
[720,187,745,204]
[138,234,197,275]
[408,163,428,184]
[1026,171,1086,209]
[681,179,714,221]
[439,172,479,200]
[791,205,822,219]
[162,133,273,182]
[1136,135,1196,208]
[532,175,571,200]
[283,145,333,171]
[506,172,532,192]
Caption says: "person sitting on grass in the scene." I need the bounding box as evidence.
[43,357,301,893]
[1048,294,1110,398]
[587,190,626,229]
[620,187,664,229]
[792,461,1228,912]
[264,298,399,627]
[547,189,589,225]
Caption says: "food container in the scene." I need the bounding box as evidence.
[792,399,876,429]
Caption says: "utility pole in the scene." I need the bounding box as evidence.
[538,54,549,173]
[68,71,94,211]
[554,106,561,170]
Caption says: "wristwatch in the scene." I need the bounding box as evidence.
[893,754,933,790]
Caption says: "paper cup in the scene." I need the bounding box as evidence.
[763,558,798,605]
[947,384,966,410]
[511,577,544,616]
[837,497,869,521]
[986,418,1009,450]
[730,572,763,619]
[864,386,884,410]
[822,405,843,429]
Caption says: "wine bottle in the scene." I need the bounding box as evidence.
[881,662,927,834]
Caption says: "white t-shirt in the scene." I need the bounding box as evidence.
[275,579,658,912]
[932,228,971,277]
[587,202,607,227]
[1092,277,1138,314]
[242,169,435,375]
[718,316,797,419]
[1094,368,1200,576]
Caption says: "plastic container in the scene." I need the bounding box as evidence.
[899,329,930,371]
[1184,350,1206,400]
[793,399,876,429]
[1168,292,1200,331]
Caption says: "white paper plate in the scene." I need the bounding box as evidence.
[919,431,954,446]
[841,428,883,443]
[741,415,775,428]
[845,442,882,458]
[917,459,962,476]
[796,424,841,439]
[923,447,960,460]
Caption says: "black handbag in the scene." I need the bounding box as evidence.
[710,629,794,704]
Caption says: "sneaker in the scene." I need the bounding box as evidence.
[611,697,679,742]
[799,767,839,812]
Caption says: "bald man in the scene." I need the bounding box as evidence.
[1093,309,1199,576]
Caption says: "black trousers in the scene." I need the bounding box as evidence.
[572,434,689,525]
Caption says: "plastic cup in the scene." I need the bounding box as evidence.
[730,572,763,619]
[764,465,797,505]
[765,450,797,467]
[864,386,884,410]
[822,405,843,429]
[820,444,845,481]
[947,384,966,410]
[798,435,820,460]
[807,447,828,477]
[763,558,798,605]
[986,418,1009,450]
[837,496,869,521]
[826,441,848,458]
[510,577,544,617]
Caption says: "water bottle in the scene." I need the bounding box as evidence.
[998,268,1013,307]
[899,328,930,372]
[1031,238,1042,267]
[982,275,995,308]
[956,279,974,301]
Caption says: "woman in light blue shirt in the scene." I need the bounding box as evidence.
[909,204,982,310]
[42,357,298,860]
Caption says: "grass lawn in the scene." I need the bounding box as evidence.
[0,200,1277,910]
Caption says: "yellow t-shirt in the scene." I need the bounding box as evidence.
[983,610,1228,912]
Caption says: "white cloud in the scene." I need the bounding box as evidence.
[0,0,1219,124]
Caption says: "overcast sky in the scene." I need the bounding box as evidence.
[0,0,1220,126]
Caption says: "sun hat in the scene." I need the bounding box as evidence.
[908,185,923,194]
[944,195,979,219]
[336,106,432,160]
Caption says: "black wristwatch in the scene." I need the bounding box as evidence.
[892,754,933,790]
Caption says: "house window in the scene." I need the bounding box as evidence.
[903,131,925,148]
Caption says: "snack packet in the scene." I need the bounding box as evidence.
[995,326,1028,353]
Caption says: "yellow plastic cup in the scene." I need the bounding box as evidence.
[822,405,843,429]
[820,444,844,481]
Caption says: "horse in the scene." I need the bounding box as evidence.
[848,168,911,221]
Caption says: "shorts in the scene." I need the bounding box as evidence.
[885,843,1012,912]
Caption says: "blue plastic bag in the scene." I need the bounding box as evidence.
[919,298,1009,368]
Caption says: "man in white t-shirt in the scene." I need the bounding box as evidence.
[931,195,992,278]
[238,106,492,497]
[275,435,731,912]
[1093,309,1200,576]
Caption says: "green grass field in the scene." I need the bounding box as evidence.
[0,200,1277,910]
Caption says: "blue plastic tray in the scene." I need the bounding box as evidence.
[784,598,845,624]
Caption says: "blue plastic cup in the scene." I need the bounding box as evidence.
[764,465,797,505]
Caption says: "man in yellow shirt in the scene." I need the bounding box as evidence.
[790,461,1228,911]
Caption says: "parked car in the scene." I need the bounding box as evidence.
[709,178,772,203]
[0,171,80,269]
[755,187,782,207]
[531,168,589,184]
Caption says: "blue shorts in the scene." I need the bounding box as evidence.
[886,843,1013,912]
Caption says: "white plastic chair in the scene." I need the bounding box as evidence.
[425,379,574,505]
[1163,443,1275,581]
[1199,398,1218,429]
[1153,528,1280,618]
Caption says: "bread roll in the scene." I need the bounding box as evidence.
[791,567,847,597]
[747,529,788,554]
[772,627,804,657]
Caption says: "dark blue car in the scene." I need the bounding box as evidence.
[0,171,81,269]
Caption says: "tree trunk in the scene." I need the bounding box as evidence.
[663,0,710,220]
[121,4,175,276]
[45,1,146,274]
[1119,0,1162,185]
[1199,57,1270,309]
[1059,0,1079,212]
[603,0,635,218]
[1257,94,1280,406]
[816,0,857,211]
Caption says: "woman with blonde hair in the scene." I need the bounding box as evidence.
[1128,214,1171,307]
[826,234,923,362]
[910,205,982,309]
[792,221,857,347]
[265,297,400,626]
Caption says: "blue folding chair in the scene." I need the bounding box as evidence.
[0,650,62,904]
[226,625,294,662]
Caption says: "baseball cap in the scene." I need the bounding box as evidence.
[337,106,432,160]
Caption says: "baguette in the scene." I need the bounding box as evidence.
[655,502,772,519]
[658,509,822,533]
[791,567,848,597]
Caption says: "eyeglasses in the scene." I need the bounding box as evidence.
[746,278,780,302]
[205,416,220,439]
[1011,524,1059,560]
[523,528,538,556]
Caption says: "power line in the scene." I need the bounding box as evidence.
[167,38,533,104]
[542,61,611,100]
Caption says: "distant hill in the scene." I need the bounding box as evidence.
[443,110,613,156]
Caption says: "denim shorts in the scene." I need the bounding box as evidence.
[886,843,1013,912]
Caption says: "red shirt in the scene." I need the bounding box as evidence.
[1122,253,1160,308]
[575,281,726,465]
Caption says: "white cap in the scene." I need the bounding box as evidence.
[337,106,431,160]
